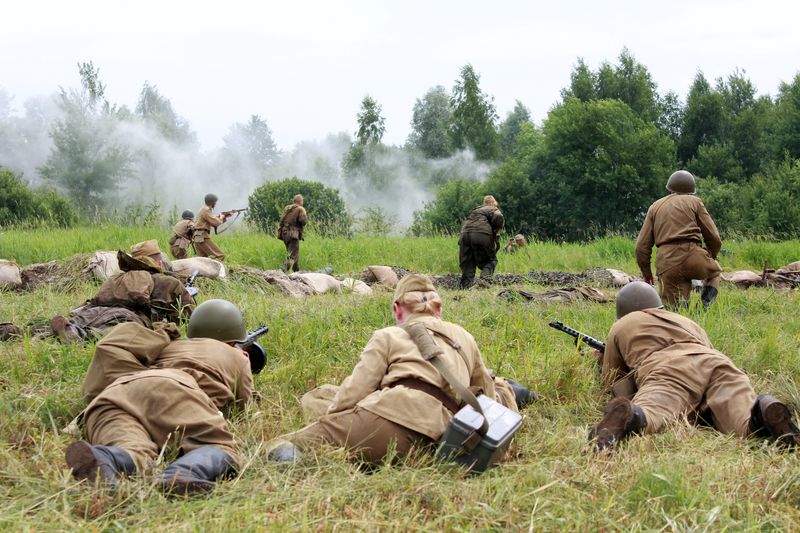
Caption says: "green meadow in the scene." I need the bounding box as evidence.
[3,227,800,530]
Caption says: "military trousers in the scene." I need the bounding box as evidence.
[656,243,721,307]
[84,370,239,472]
[459,232,497,288]
[194,234,226,262]
[632,351,757,437]
[286,406,432,464]
[282,237,301,272]
[66,306,149,341]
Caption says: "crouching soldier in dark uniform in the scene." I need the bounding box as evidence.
[459,195,504,288]
[49,240,194,342]
[589,281,800,451]
[65,299,262,495]
[268,274,537,464]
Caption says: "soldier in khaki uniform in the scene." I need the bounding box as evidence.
[504,234,526,253]
[589,281,800,451]
[277,194,308,272]
[169,210,194,259]
[636,170,722,308]
[50,240,194,342]
[268,274,536,464]
[459,195,505,288]
[65,299,260,495]
[193,193,228,261]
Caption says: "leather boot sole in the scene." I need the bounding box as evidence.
[590,398,635,451]
[65,441,102,482]
[763,401,800,446]
[158,477,215,496]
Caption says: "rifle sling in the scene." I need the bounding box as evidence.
[403,321,489,435]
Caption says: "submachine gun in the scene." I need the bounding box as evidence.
[237,324,269,375]
[548,321,605,351]
[184,270,200,298]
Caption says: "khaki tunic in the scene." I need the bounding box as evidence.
[81,322,254,470]
[169,219,193,259]
[602,309,756,436]
[88,271,193,325]
[193,205,226,261]
[635,194,722,305]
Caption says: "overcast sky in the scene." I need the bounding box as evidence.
[2,0,799,151]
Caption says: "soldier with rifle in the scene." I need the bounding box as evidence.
[65,299,266,495]
[169,210,195,259]
[635,170,722,308]
[277,194,308,273]
[459,195,504,288]
[586,281,800,451]
[193,193,229,261]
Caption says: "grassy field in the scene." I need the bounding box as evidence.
[3,227,800,530]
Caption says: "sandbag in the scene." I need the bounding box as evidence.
[300,384,340,422]
[85,251,121,281]
[498,286,608,304]
[778,261,800,273]
[341,277,372,296]
[0,260,22,288]
[606,269,636,287]
[171,257,226,278]
[721,270,762,288]
[365,265,399,288]
[290,272,342,294]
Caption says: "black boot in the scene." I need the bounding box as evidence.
[504,378,542,410]
[701,286,718,309]
[156,447,237,495]
[588,398,647,451]
[749,395,800,446]
[65,440,136,486]
[267,441,302,463]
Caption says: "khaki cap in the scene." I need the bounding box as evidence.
[130,239,161,259]
[393,274,436,302]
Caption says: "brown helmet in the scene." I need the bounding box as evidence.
[616,281,663,319]
[666,170,696,194]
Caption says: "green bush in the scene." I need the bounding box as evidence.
[410,178,485,235]
[0,168,76,228]
[247,177,353,236]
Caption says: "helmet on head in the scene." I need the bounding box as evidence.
[666,170,696,194]
[187,299,246,343]
[204,193,218,205]
[616,281,664,319]
[181,210,194,220]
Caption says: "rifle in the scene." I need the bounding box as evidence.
[236,324,268,374]
[215,208,248,234]
[548,321,606,351]
[184,269,200,298]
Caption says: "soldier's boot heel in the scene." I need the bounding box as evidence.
[588,398,647,452]
[701,286,718,308]
[504,378,541,410]
[156,446,237,495]
[65,440,136,486]
[752,395,800,446]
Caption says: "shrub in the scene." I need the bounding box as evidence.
[0,168,76,228]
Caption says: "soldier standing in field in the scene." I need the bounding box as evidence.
[193,193,228,261]
[277,194,308,273]
[268,274,537,464]
[64,299,259,495]
[589,281,800,451]
[169,210,194,259]
[49,240,194,342]
[459,195,504,288]
[635,170,722,308]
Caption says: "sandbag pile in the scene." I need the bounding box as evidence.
[498,286,609,304]
[171,257,227,279]
[362,265,399,288]
[0,260,22,289]
[85,251,121,281]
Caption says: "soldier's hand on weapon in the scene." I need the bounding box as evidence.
[644,275,654,285]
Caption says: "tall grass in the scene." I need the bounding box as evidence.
[3,229,800,529]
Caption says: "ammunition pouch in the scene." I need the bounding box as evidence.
[192,230,207,244]
[403,321,522,474]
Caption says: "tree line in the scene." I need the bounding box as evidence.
[2,50,800,239]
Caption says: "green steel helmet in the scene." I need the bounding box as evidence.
[616,281,664,319]
[204,193,218,205]
[666,170,696,194]
[187,299,247,342]
[181,209,194,220]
